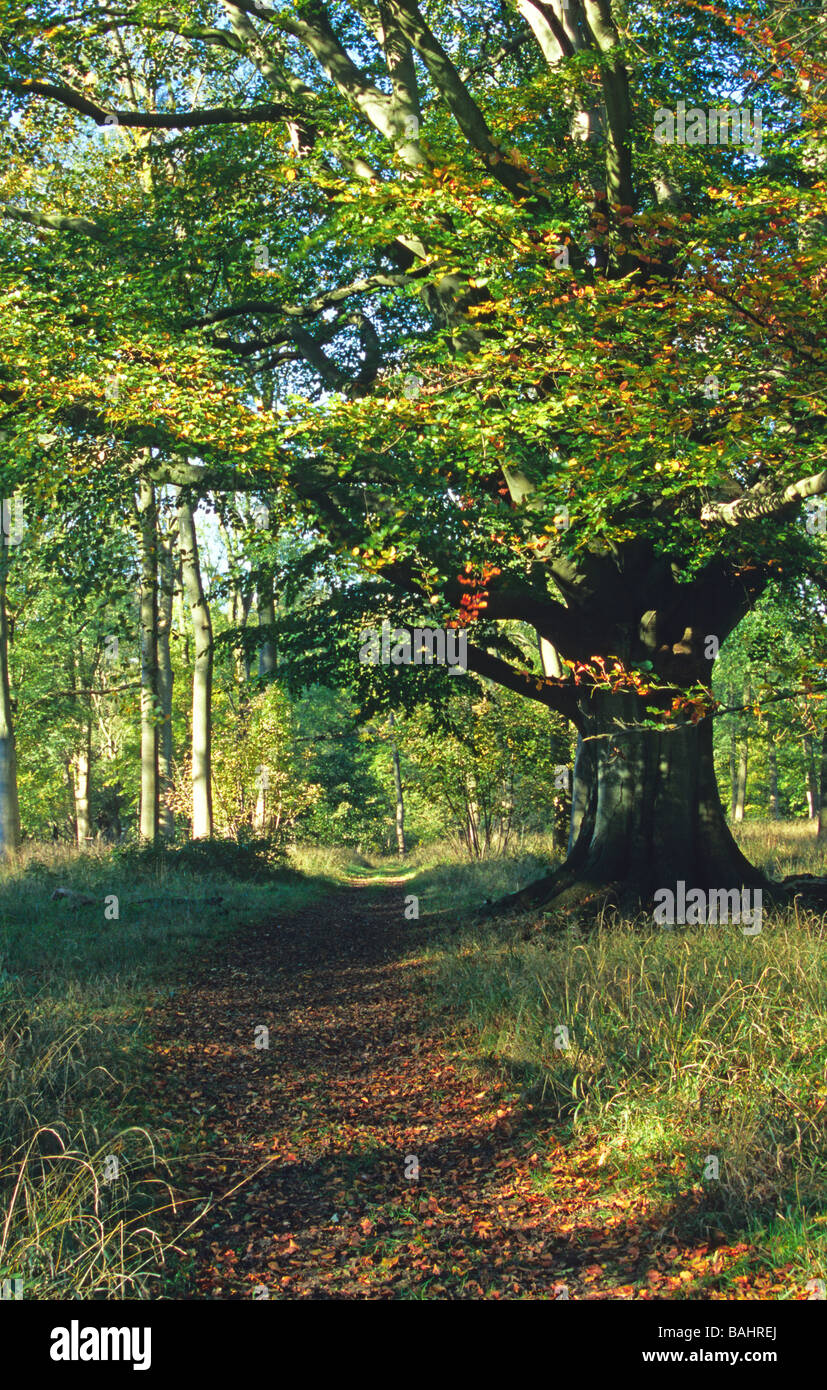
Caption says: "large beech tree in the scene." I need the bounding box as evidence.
[1,0,826,907]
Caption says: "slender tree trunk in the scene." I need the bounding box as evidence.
[767,725,781,819]
[734,683,749,824]
[253,759,268,832]
[233,586,253,683]
[539,633,571,845]
[466,775,481,859]
[734,743,748,823]
[257,571,277,678]
[72,721,92,845]
[804,735,819,820]
[388,711,406,856]
[0,540,21,857]
[817,731,827,843]
[218,517,253,685]
[137,480,159,843]
[176,493,213,839]
[157,531,176,840]
[728,686,738,819]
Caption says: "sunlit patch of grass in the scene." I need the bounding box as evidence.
[430,887,827,1293]
[398,833,560,915]
[289,835,561,907]
[287,843,372,879]
[734,819,827,880]
[736,1206,827,1294]
[0,991,175,1298]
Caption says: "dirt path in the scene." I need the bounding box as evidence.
[148,882,782,1300]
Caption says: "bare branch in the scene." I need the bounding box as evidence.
[5,78,296,128]
[185,271,416,329]
[465,642,578,718]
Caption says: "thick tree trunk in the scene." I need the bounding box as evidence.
[177,494,213,840]
[0,544,21,857]
[157,532,176,840]
[137,480,159,843]
[512,692,772,916]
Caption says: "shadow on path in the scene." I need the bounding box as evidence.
[149,882,778,1300]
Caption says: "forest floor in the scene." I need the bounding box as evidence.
[150,877,805,1300]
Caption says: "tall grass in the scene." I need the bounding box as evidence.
[399,833,559,913]
[734,819,827,881]
[427,823,827,1288]
[288,843,373,879]
[0,989,171,1297]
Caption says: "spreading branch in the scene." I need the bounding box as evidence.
[465,642,578,720]
[4,79,296,128]
[0,200,106,240]
[700,469,827,526]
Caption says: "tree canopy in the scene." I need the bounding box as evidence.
[1,0,826,903]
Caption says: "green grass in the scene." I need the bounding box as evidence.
[393,833,560,914]
[4,821,824,1299]
[397,821,827,920]
[425,822,827,1294]
[733,819,827,881]
[0,840,330,1299]
[291,835,560,902]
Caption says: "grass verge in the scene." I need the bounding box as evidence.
[421,825,827,1297]
[0,840,330,1299]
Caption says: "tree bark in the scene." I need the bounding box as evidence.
[388,711,406,856]
[253,779,267,832]
[767,724,781,819]
[538,633,571,846]
[804,734,819,820]
[176,493,214,839]
[217,514,252,684]
[72,721,92,845]
[0,537,21,857]
[513,691,772,915]
[734,683,749,823]
[157,529,176,839]
[257,570,277,678]
[137,480,159,843]
[728,685,738,820]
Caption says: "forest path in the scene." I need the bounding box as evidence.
[149,882,775,1299]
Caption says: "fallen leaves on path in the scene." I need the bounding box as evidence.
[148,885,792,1300]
